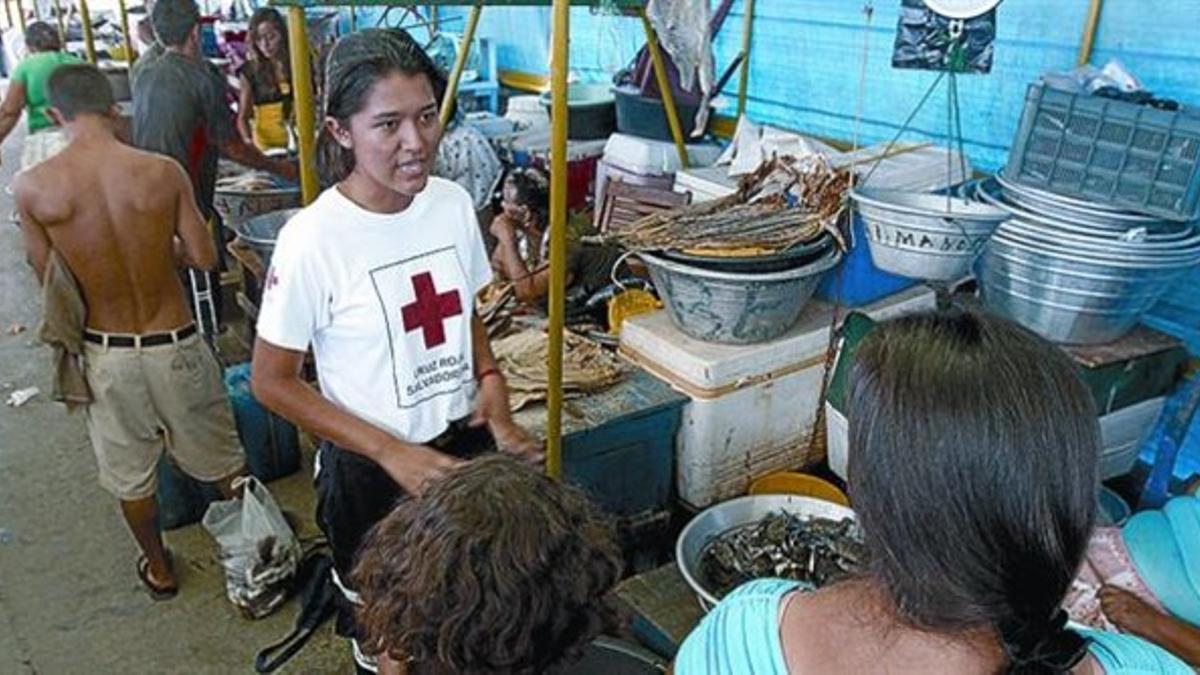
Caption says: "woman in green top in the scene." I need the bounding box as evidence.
[0,22,84,168]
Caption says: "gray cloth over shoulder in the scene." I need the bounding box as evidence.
[38,250,91,410]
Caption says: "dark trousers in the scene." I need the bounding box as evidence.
[314,419,495,646]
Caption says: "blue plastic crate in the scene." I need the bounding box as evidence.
[1006,83,1200,222]
[815,213,918,307]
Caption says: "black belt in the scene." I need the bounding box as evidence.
[84,324,197,348]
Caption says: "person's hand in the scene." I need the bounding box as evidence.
[374,441,464,497]
[471,371,544,465]
[490,214,517,242]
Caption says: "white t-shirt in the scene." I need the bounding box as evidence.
[256,178,493,444]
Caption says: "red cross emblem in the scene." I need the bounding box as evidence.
[265,269,280,290]
[400,272,463,349]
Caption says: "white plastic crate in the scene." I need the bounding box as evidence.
[621,286,934,508]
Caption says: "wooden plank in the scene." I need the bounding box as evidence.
[1062,325,1183,369]
[615,563,705,658]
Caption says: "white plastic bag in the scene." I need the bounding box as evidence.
[202,476,302,619]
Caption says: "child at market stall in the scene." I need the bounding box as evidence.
[250,27,541,673]
[488,166,631,309]
[674,309,1192,674]
[236,7,293,151]
[353,454,623,675]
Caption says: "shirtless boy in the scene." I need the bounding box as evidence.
[15,64,246,599]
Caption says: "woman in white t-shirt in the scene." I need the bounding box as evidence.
[250,28,540,674]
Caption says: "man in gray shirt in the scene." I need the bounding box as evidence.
[132,0,296,331]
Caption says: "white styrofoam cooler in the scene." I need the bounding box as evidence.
[620,286,935,509]
[826,395,1165,482]
[594,133,724,207]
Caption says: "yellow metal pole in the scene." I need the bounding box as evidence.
[348,6,356,32]
[430,5,438,33]
[640,10,689,169]
[52,0,65,46]
[287,6,318,204]
[15,0,25,32]
[117,0,134,66]
[439,2,481,128]
[546,0,569,481]
[736,0,754,119]
[78,0,96,63]
[1076,0,1104,66]
[4,0,14,31]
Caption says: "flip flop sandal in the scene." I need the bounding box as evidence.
[137,554,179,601]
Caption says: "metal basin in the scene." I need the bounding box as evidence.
[215,174,302,226]
[656,234,836,274]
[978,240,1194,344]
[975,178,1188,238]
[676,495,857,611]
[640,246,841,345]
[852,188,1008,282]
[229,208,301,268]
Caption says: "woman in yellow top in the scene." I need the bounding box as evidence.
[236,8,292,151]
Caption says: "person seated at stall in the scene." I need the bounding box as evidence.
[488,166,630,309]
[352,454,623,675]
[0,21,83,168]
[433,99,502,225]
[674,309,1192,674]
[236,7,293,151]
[1068,484,1200,667]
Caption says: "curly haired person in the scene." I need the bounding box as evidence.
[353,454,623,675]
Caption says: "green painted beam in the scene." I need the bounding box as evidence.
[269,0,642,7]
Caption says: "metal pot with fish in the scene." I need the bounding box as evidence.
[676,495,863,611]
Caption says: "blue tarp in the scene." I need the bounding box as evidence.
[411,1,1200,171]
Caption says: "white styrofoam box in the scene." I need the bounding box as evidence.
[827,395,1165,482]
[675,142,972,205]
[837,144,973,193]
[621,286,935,508]
[674,165,738,203]
[604,133,725,176]
[595,135,725,207]
[509,127,607,162]
[504,95,550,131]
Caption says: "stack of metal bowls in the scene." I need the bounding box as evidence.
[852,188,1009,282]
[968,173,1200,344]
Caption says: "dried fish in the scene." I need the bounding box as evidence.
[700,511,865,598]
[491,329,625,411]
[606,155,850,255]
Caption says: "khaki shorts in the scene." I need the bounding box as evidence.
[83,331,246,500]
[20,128,69,170]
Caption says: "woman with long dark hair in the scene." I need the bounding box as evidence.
[236,7,292,150]
[675,310,1191,673]
[250,28,540,673]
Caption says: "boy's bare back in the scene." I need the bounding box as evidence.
[15,132,215,333]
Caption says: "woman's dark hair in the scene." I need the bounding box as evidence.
[504,166,550,229]
[246,9,289,74]
[352,454,623,674]
[846,309,1098,674]
[317,28,447,187]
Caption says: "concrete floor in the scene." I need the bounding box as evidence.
[0,129,348,673]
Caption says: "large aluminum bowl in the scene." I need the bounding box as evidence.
[229,208,301,268]
[676,494,857,611]
[852,188,1008,282]
[640,246,841,345]
[214,174,302,226]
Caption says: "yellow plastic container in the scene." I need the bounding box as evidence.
[748,472,850,507]
[607,288,662,335]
